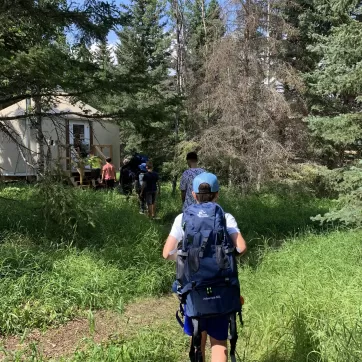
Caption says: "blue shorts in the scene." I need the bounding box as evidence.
[184,314,229,341]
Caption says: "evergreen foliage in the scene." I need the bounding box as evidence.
[113,0,176,166]
[303,2,362,224]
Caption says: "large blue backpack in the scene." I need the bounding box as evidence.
[175,202,242,362]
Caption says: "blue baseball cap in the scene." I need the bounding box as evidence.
[193,172,219,193]
[139,163,147,172]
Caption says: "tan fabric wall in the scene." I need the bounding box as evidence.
[0,119,37,175]
[92,121,120,169]
[41,117,67,170]
[0,118,119,176]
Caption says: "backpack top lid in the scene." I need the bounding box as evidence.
[139,163,147,172]
[182,202,227,245]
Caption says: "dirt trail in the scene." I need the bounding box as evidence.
[0,295,176,361]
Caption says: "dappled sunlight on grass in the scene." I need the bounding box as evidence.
[0,184,360,361]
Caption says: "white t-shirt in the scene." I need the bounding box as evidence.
[169,212,240,242]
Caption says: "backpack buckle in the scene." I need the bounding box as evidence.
[198,236,209,258]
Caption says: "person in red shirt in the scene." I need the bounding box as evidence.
[101,157,116,189]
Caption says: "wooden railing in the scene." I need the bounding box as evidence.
[57,144,113,186]
[91,144,113,161]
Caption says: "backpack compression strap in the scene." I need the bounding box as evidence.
[189,319,203,362]
[229,313,238,362]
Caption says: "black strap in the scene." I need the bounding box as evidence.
[229,313,238,362]
[225,247,235,254]
[176,310,184,328]
[177,250,188,257]
[189,319,203,362]
[199,236,209,258]
[175,303,185,328]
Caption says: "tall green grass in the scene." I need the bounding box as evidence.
[60,229,362,362]
[0,186,176,335]
[238,229,362,361]
[2,183,358,362]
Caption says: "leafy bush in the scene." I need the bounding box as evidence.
[273,162,334,197]
[35,175,96,237]
[312,161,362,227]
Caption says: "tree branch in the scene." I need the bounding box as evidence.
[0,111,121,122]
[0,90,97,106]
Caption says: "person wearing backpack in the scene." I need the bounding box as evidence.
[120,159,134,197]
[135,163,147,214]
[163,172,247,362]
[140,161,160,219]
[180,152,205,211]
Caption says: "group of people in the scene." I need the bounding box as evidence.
[163,151,247,362]
[134,160,160,218]
[100,151,247,361]
[99,156,160,219]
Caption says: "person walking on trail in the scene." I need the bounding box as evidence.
[120,158,134,198]
[140,161,160,219]
[163,172,247,362]
[101,157,116,189]
[135,163,147,214]
[180,152,205,211]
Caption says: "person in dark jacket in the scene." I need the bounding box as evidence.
[140,161,160,218]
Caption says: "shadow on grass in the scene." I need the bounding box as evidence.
[261,312,325,362]
[218,189,332,269]
[0,184,333,276]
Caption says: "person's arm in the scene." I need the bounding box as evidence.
[181,190,186,203]
[140,174,146,196]
[162,214,183,260]
[157,174,161,194]
[230,232,247,256]
[101,167,105,182]
[112,166,116,180]
[162,235,178,260]
[180,173,186,203]
[226,213,247,255]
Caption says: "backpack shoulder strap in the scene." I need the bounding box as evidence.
[229,313,238,362]
[189,318,203,362]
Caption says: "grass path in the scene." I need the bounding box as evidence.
[0,296,177,361]
[3,229,362,362]
[2,186,357,361]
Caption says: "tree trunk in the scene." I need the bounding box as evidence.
[171,0,184,195]
[228,158,233,188]
[34,95,45,177]
[256,171,261,192]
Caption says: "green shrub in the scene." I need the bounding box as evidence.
[312,161,362,227]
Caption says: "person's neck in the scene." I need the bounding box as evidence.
[189,163,198,169]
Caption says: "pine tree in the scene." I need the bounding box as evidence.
[115,0,175,164]
[302,1,362,225]
[305,1,362,166]
[183,0,225,135]
[94,40,114,74]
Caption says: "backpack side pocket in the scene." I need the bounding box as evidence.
[176,255,186,282]
[216,245,230,270]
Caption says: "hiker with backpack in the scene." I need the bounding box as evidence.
[163,172,247,362]
[120,158,134,197]
[135,163,147,214]
[180,152,205,211]
[140,161,160,219]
